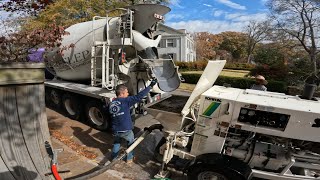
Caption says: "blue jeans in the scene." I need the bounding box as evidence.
[111,130,134,161]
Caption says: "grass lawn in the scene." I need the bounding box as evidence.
[178,69,250,91]
[182,69,249,78]
[178,83,196,92]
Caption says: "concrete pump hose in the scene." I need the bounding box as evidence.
[65,124,163,180]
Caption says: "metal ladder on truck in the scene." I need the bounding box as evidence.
[90,16,113,90]
[90,9,133,90]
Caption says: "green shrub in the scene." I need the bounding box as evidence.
[175,60,208,71]
[181,73,287,93]
[249,64,288,81]
[224,63,255,70]
[250,45,289,81]
[176,61,255,71]
[181,73,201,84]
[287,58,314,86]
[266,80,287,93]
[215,76,253,89]
[175,61,189,70]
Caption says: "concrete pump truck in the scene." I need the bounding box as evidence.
[147,60,320,180]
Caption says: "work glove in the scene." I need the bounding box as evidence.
[101,97,105,103]
[150,78,158,87]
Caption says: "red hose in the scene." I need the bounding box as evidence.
[51,164,62,180]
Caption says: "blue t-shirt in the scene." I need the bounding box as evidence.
[109,86,151,132]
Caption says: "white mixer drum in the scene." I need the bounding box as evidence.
[45,18,116,81]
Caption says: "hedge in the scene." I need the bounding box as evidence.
[181,73,287,93]
[175,61,255,71]
[224,63,255,71]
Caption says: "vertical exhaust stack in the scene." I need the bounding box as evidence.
[301,74,319,100]
[301,83,317,100]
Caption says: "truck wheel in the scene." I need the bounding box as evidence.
[187,165,234,180]
[62,94,82,120]
[85,101,109,130]
[47,88,61,108]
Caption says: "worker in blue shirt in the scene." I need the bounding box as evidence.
[109,79,157,163]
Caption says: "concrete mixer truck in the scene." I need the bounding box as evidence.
[44,4,181,130]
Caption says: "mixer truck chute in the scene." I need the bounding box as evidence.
[44,4,181,130]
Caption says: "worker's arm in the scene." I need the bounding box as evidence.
[127,79,157,106]
[127,86,151,106]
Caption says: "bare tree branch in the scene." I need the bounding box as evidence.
[244,20,271,63]
[267,0,320,74]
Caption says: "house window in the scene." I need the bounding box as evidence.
[167,39,174,47]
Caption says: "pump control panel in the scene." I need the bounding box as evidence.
[237,107,290,131]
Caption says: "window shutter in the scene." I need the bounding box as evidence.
[162,39,166,48]
[173,39,177,47]
[159,40,163,48]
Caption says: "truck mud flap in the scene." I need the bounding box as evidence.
[142,59,180,92]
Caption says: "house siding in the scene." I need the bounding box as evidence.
[157,24,196,62]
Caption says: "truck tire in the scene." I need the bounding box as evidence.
[187,165,233,180]
[186,154,252,180]
[62,94,82,120]
[46,88,61,108]
[85,100,109,131]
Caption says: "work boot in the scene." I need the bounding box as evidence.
[126,157,136,164]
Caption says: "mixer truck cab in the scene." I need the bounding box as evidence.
[44,4,181,130]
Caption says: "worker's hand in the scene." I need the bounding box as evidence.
[150,78,158,87]
[101,97,107,103]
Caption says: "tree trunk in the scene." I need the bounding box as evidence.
[310,53,317,75]
[247,54,252,64]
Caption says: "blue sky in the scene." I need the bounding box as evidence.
[1,0,269,35]
[165,0,269,34]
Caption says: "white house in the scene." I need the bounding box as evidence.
[157,24,196,62]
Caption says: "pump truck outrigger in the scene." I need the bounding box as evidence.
[145,60,320,180]
[44,3,181,130]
